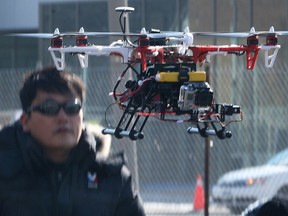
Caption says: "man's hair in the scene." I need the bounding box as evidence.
[20,67,85,112]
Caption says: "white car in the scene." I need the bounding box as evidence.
[212,148,288,213]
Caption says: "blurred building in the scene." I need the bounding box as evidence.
[1,0,288,69]
[0,0,189,69]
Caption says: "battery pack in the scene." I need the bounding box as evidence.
[155,71,206,82]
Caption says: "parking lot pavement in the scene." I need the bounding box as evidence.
[141,183,235,216]
[144,202,234,216]
[144,202,192,215]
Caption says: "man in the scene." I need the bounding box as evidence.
[0,67,146,216]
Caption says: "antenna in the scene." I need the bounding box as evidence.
[115,6,135,41]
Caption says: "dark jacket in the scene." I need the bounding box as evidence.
[242,197,288,216]
[0,122,145,216]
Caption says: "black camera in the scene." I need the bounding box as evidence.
[178,82,213,110]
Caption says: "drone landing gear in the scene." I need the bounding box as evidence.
[102,101,150,140]
[187,122,232,139]
[102,127,145,140]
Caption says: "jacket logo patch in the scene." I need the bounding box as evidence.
[87,172,98,189]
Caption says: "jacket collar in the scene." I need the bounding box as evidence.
[15,123,97,173]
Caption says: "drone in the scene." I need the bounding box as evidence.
[10,6,288,140]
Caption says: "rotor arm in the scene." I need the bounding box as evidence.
[189,45,261,70]
[48,46,131,70]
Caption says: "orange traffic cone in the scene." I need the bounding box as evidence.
[193,174,205,211]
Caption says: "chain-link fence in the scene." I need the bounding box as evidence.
[2,0,288,215]
[1,52,288,215]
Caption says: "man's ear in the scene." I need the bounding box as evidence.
[20,113,30,132]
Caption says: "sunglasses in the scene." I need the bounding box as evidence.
[27,99,82,116]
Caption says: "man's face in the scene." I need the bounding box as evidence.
[21,90,84,161]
